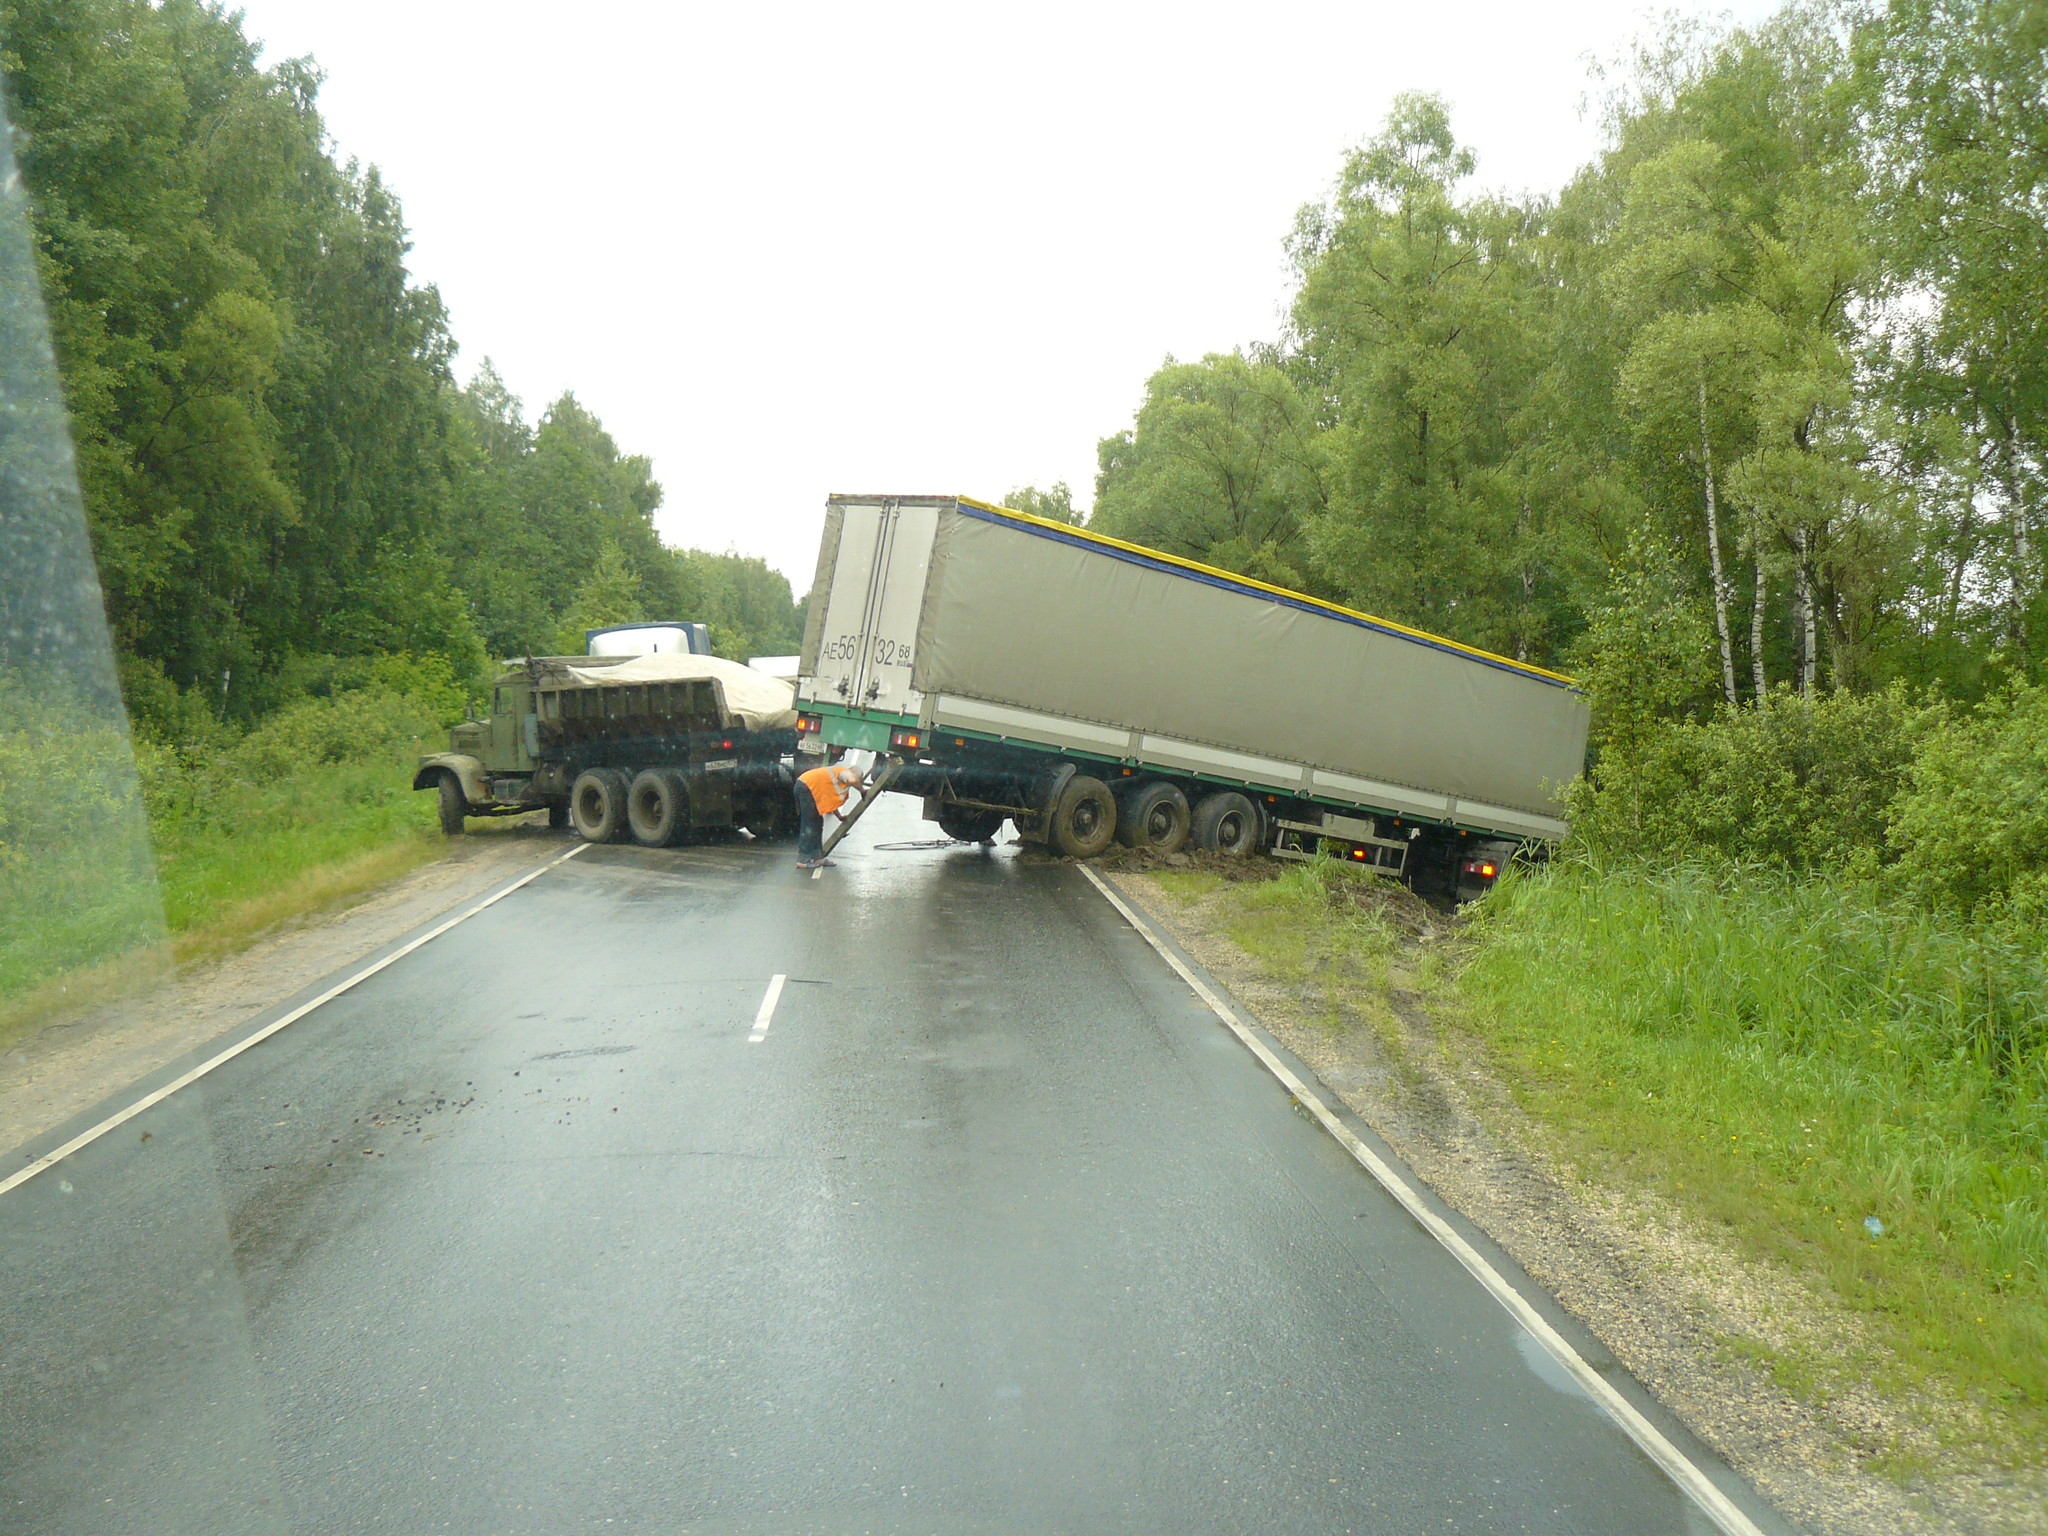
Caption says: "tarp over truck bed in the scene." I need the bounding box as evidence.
[547,653,798,732]
[800,496,1589,839]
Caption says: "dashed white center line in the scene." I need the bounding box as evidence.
[747,974,788,1044]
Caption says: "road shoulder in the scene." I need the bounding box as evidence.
[1100,863,2041,1536]
[0,828,573,1164]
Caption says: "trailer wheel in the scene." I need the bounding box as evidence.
[547,802,570,830]
[627,768,689,847]
[570,768,631,843]
[436,773,467,836]
[1191,790,1261,857]
[937,806,1006,844]
[1050,775,1116,859]
[1115,781,1190,854]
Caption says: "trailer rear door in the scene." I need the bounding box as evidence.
[801,497,939,721]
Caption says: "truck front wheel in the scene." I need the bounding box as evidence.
[570,768,631,843]
[1050,775,1116,859]
[1191,791,1261,857]
[437,773,467,836]
[627,769,689,847]
[1115,781,1190,854]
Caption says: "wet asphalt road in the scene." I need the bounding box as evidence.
[0,798,1757,1535]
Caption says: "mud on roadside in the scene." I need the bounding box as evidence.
[1103,861,2047,1536]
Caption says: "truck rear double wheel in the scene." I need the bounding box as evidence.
[1115,781,1190,854]
[627,768,691,847]
[570,768,631,843]
[1191,790,1261,857]
[1050,775,1117,859]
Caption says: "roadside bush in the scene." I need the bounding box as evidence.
[136,681,445,937]
[234,687,439,780]
[1568,685,1939,873]
[1889,681,2048,920]
[6,670,456,1010]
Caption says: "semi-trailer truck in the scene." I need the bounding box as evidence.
[414,651,799,845]
[795,495,1590,897]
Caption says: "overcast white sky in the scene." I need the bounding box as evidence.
[232,1,1772,590]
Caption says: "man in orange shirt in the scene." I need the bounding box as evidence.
[795,760,866,869]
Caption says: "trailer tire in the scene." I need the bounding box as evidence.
[937,806,1006,844]
[1191,790,1261,857]
[436,773,467,836]
[548,802,570,830]
[1050,775,1116,859]
[570,768,631,843]
[1115,781,1190,853]
[627,768,689,847]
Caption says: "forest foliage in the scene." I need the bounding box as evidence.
[0,0,803,744]
[1091,0,2048,917]
[1092,0,2048,1422]
[1093,1,2048,705]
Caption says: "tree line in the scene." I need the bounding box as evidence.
[1089,0,2045,709]
[1,0,802,739]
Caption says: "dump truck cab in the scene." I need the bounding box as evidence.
[414,665,552,831]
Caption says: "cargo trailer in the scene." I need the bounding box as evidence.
[796,495,1589,895]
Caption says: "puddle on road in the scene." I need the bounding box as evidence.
[1515,1328,1592,1400]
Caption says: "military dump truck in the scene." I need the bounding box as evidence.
[797,494,1590,898]
[414,652,799,845]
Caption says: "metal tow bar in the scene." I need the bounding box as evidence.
[819,760,902,858]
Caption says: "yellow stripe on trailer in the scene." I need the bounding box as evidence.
[954,494,1578,689]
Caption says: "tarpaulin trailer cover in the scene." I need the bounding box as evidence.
[799,496,1589,838]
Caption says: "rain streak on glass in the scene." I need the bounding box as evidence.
[0,80,167,1007]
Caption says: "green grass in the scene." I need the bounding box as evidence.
[1454,857,2046,1463]
[1150,859,1419,1050]
[150,755,439,936]
[1151,852,2047,1467]
[1,686,456,1038]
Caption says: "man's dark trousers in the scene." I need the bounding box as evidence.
[794,783,824,862]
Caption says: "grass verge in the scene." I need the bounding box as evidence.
[3,687,466,1046]
[1146,851,2046,1471]
[1453,857,2045,1467]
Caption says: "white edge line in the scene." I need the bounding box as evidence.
[748,973,788,1043]
[1077,863,1766,1536]
[0,842,591,1200]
